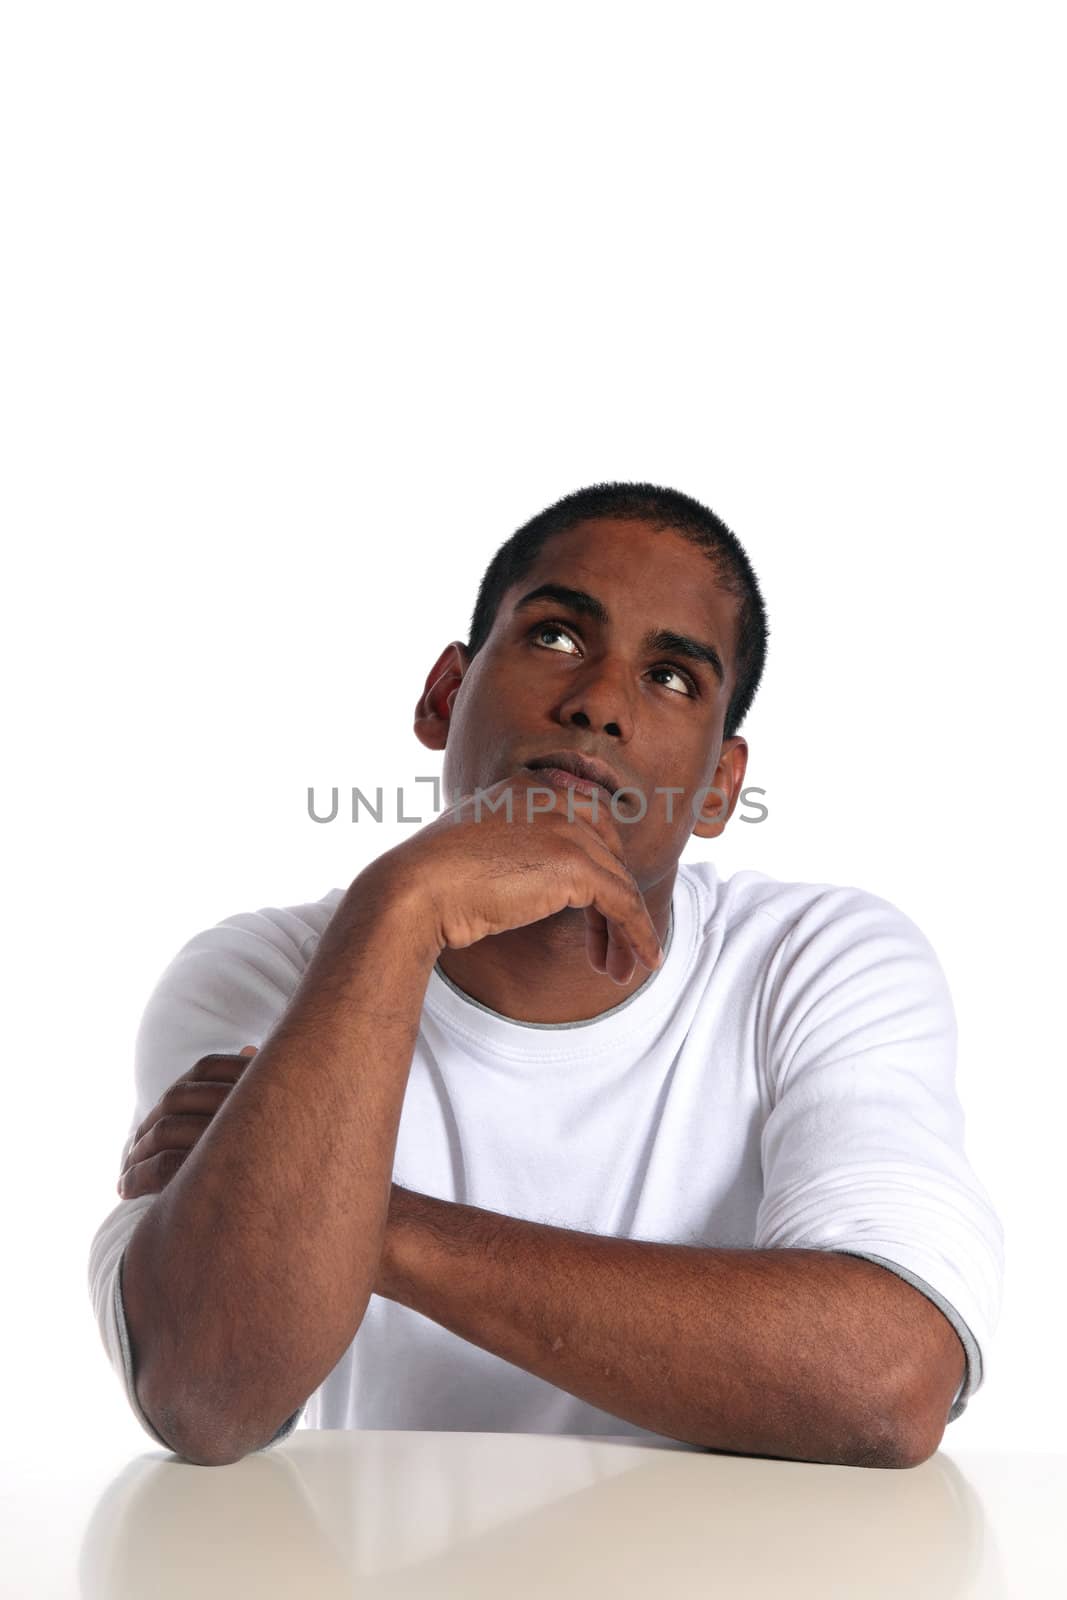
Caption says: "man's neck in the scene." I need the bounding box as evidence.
[433,874,677,1025]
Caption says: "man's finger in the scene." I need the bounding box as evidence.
[130,1079,235,1147]
[118,1048,259,1199]
[185,1050,258,1084]
[120,1149,188,1201]
[125,1109,216,1167]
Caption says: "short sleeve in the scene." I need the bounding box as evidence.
[87,899,339,1453]
[753,887,1005,1422]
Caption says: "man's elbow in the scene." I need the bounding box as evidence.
[888,1413,949,1470]
[173,1440,262,1468]
[849,1386,949,1470]
[147,1413,275,1468]
[136,1374,279,1468]
[848,1427,941,1470]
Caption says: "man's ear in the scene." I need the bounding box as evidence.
[691,737,749,840]
[414,642,471,752]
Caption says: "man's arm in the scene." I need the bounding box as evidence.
[377,1187,967,1469]
[116,776,663,1467]
[121,863,440,1467]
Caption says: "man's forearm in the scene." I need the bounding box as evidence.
[378,1189,946,1469]
[122,862,439,1466]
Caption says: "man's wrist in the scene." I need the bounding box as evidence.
[376,1184,426,1301]
[344,853,444,969]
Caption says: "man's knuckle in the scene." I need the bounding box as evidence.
[192,1053,233,1077]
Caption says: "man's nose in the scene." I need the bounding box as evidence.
[557,662,634,740]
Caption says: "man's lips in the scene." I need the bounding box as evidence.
[526,765,615,803]
[521,755,630,812]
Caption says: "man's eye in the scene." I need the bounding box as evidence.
[650,666,696,697]
[531,624,696,696]
[530,622,579,653]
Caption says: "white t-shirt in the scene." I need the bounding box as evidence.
[88,860,1004,1452]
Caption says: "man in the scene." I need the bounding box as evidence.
[88,482,1004,1470]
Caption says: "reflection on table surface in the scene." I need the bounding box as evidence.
[14,1430,1067,1596]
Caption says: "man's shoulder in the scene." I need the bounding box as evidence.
[148,884,348,1005]
[677,860,953,1047]
[190,885,348,968]
[677,859,937,960]
[131,885,349,1098]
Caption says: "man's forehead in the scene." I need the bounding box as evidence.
[506,521,738,622]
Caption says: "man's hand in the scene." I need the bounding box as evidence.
[117,1045,259,1200]
[372,770,664,986]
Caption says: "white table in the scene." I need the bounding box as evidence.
[7,1431,1064,1596]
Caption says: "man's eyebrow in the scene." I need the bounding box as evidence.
[645,629,725,686]
[513,583,608,624]
[512,583,726,686]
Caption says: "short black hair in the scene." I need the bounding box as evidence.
[466,482,769,740]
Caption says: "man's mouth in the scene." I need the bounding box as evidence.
[524,750,627,808]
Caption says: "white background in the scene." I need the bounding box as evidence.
[3,1,1063,1467]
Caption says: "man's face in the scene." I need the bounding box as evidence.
[420,516,748,890]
